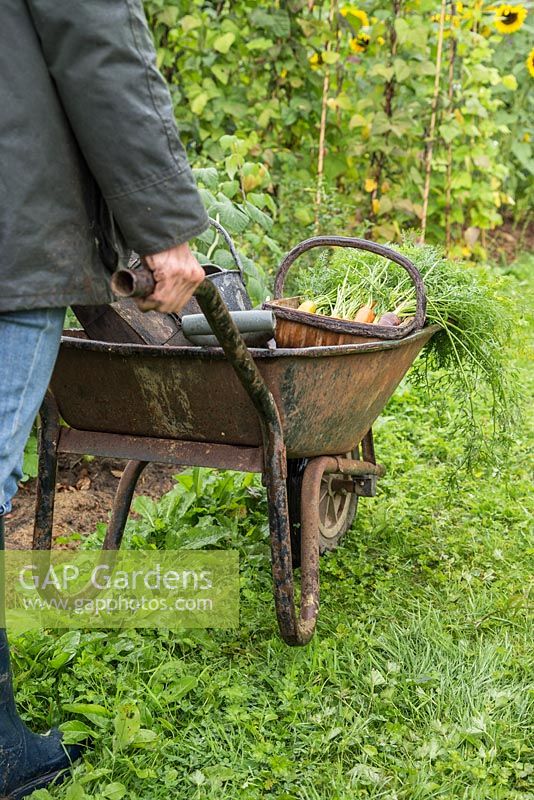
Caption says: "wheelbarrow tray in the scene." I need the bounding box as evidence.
[51,325,439,460]
[36,248,437,647]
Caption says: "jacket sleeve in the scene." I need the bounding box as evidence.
[25,0,209,254]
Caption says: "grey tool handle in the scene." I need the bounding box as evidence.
[182,310,275,347]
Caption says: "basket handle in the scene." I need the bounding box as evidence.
[274,236,427,334]
[208,217,244,277]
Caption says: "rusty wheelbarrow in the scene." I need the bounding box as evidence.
[33,237,438,645]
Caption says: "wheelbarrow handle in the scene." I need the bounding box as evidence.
[113,217,243,296]
[109,268,320,645]
[193,280,319,645]
[274,236,427,337]
[110,221,243,299]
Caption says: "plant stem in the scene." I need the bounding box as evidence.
[314,69,330,231]
[420,0,447,244]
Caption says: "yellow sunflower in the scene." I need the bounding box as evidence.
[432,12,460,26]
[340,6,370,28]
[493,4,528,34]
[349,32,371,53]
[527,48,534,78]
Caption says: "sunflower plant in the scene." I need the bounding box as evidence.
[143,0,533,254]
[492,3,528,34]
[489,2,534,222]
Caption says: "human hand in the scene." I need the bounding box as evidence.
[134,242,205,313]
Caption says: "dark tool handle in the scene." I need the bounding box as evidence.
[193,280,318,645]
[111,261,156,298]
[274,236,427,338]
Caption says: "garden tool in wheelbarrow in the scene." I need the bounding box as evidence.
[72,218,255,346]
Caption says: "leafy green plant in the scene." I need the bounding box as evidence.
[191,156,279,305]
[21,429,39,481]
[143,0,531,251]
[129,467,267,551]
[83,467,269,557]
[490,11,534,223]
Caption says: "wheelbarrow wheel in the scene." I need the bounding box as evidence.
[287,449,358,568]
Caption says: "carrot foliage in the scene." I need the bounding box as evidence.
[295,242,520,472]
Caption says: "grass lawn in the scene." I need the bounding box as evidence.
[14,255,533,800]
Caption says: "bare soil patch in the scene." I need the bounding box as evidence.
[486,219,534,263]
[5,455,177,550]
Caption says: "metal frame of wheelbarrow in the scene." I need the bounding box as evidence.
[33,236,428,646]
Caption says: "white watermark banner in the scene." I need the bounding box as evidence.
[1,550,238,632]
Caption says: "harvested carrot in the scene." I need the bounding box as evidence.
[376,312,401,326]
[298,300,318,313]
[354,303,376,323]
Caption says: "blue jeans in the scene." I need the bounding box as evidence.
[0,308,66,516]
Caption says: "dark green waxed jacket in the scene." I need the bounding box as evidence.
[0,0,209,312]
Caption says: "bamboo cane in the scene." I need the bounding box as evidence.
[314,71,331,229]
[314,1,337,231]
[420,0,447,244]
[445,2,458,252]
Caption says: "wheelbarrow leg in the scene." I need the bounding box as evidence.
[29,460,147,611]
[33,391,61,551]
[103,460,148,549]
[361,428,376,464]
[33,390,146,552]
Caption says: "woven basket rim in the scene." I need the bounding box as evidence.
[263,297,416,341]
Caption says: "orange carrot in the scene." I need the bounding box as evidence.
[354,303,376,323]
